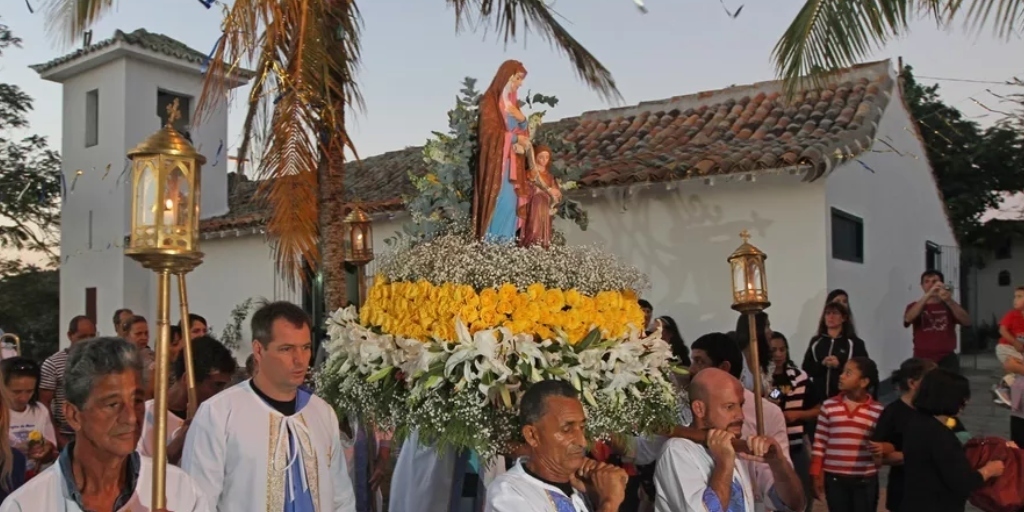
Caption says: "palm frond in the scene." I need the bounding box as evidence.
[41,0,116,48]
[447,0,621,102]
[195,0,362,283]
[772,0,916,95]
[946,0,1024,38]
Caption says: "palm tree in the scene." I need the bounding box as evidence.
[44,0,622,310]
[772,0,1023,93]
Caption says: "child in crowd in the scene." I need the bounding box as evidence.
[869,357,936,512]
[811,356,883,512]
[994,286,1024,406]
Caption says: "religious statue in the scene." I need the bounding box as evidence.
[519,144,563,248]
[472,60,531,242]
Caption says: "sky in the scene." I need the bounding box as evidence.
[1,0,1021,168]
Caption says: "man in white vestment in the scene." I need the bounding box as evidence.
[654,368,804,512]
[486,380,628,512]
[138,335,236,464]
[182,301,356,512]
[0,337,209,512]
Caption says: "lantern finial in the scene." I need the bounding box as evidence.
[166,98,182,126]
[739,229,751,243]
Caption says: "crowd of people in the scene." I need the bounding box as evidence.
[0,268,1015,511]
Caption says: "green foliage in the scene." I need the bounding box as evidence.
[901,66,1024,246]
[0,268,58,362]
[219,297,259,351]
[0,20,61,274]
[400,77,588,242]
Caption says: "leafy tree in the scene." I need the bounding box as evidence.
[901,66,1024,246]
[0,20,62,275]
[0,268,59,362]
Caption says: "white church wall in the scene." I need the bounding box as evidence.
[825,89,961,375]
[560,174,829,360]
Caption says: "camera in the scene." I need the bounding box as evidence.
[768,388,782,400]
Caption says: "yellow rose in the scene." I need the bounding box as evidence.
[455,285,476,303]
[416,279,433,298]
[459,305,480,325]
[479,288,498,309]
[535,325,554,340]
[542,288,566,312]
[526,283,546,301]
[513,302,541,324]
[509,319,531,334]
[564,289,582,307]
[496,300,515,316]
[622,289,637,302]
[479,308,500,327]
[497,283,518,302]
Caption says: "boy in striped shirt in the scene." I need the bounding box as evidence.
[810,357,883,512]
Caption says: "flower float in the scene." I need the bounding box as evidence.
[316,62,683,459]
[317,232,683,459]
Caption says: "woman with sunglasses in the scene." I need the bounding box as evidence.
[1,357,56,479]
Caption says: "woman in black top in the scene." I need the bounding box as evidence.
[900,369,1005,512]
[802,301,868,403]
[869,358,936,512]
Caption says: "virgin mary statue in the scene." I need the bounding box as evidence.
[472,60,530,242]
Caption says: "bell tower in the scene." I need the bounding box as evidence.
[31,29,250,345]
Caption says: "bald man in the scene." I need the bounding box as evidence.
[654,369,805,512]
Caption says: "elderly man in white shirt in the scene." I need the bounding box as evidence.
[0,337,208,512]
[486,380,629,512]
[654,367,804,512]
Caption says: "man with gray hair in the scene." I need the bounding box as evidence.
[486,379,628,512]
[0,337,209,512]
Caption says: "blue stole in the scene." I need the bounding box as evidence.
[546,490,579,512]
[266,388,316,512]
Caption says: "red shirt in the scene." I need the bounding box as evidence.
[905,301,959,362]
[1000,310,1024,346]
[810,395,883,477]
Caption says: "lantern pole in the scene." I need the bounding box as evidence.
[727,229,770,437]
[176,272,199,418]
[124,99,205,511]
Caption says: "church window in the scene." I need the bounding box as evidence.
[85,89,99,147]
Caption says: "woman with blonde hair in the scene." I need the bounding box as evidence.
[0,383,26,502]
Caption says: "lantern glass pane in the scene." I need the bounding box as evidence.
[137,162,157,226]
[354,227,365,252]
[750,262,763,293]
[731,259,745,294]
[165,164,190,227]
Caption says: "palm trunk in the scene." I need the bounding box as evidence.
[319,131,347,312]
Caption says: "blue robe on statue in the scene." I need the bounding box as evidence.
[485,114,528,242]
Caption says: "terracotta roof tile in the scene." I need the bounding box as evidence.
[201,60,895,233]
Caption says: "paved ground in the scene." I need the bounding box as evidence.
[811,352,1011,512]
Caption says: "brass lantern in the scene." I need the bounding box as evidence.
[122,99,204,511]
[727,230,770,312]
[125,101,204,271]
[342,206,374,265]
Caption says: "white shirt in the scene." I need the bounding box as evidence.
[389,429,507,512]
[181,381,356,512]
[655,438,756,512]
[8,404,56,471]
[137,399,186,459]
[485,460,590,512]
[0,454,209,512]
